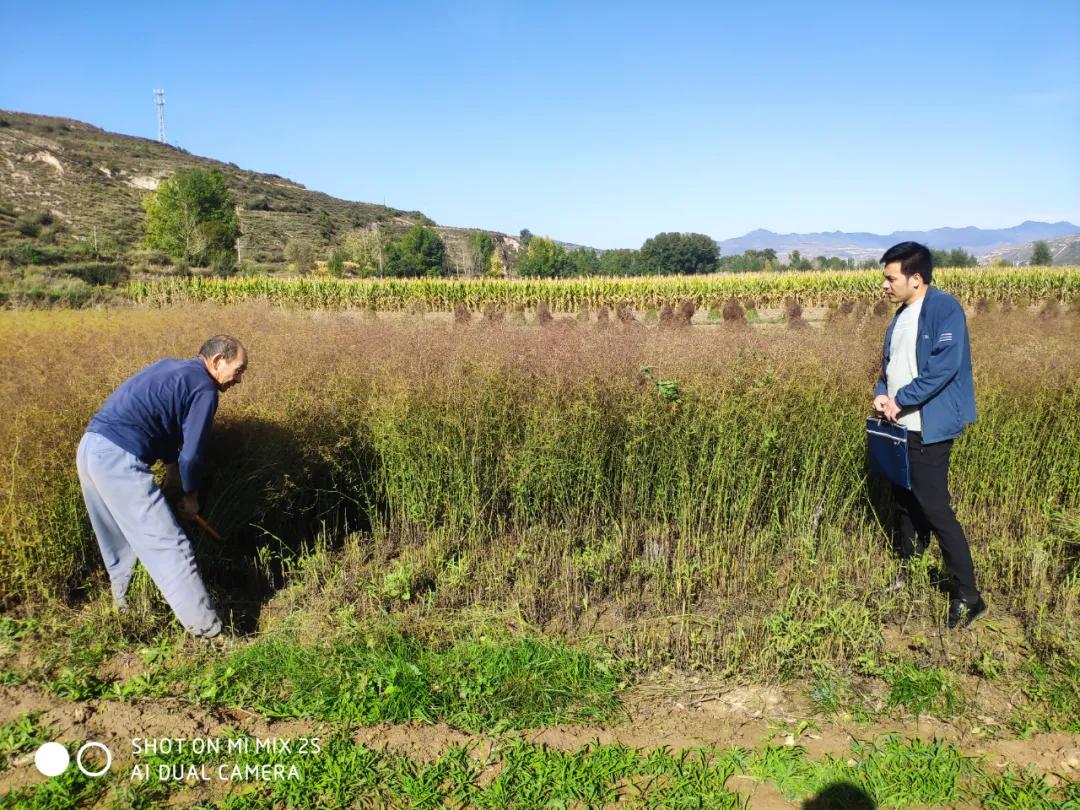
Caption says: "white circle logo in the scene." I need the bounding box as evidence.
[34,742,70,777]
[76,742,112,777]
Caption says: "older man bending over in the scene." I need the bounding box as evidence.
[76,335,247,638]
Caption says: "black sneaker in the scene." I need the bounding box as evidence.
[947,596,987,629]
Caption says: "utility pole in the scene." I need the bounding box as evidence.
[154,89,167,144]
[235,204,243,265]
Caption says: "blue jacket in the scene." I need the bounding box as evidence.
[87,358,219,494]
[874,286,976,444]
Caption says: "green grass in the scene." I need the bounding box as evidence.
[4,728,1076,809]
[808,666,878,722]
[1010,656,1080,735]
[0,713,48,771]
[1,610,625,734]
[883,662,963,719]
[0,617,35,651]
[183,630,624,731]
[847,736,973,807]
[980,767,1080,810]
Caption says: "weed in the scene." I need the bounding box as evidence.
[0,713,48,770]
[184,627,623,732]
[885,662,962,719]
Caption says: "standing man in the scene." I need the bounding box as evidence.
[76,335,248,638]
[872,242,986,629]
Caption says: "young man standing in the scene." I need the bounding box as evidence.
[872,242,986,629]
[76,335,248,639]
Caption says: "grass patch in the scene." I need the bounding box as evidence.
[0,734,107,809]
[848,735,973,807]
[186,629,624,732]
[808,665,878,722]
[3,727,1076,809]
[0,713,48,771]
[747,735,978,807]
[1010,656,1080,735]
[980,767,1080,810]
[884,662,963,719]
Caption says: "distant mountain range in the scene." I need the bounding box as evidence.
[717,222,1080,263]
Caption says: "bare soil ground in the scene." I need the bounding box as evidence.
[3,676,1077,806]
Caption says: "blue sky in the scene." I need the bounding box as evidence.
[2,1,1077,248]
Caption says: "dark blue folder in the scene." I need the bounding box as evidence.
[866,418,911,490]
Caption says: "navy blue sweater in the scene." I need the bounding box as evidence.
[87,358,219,494]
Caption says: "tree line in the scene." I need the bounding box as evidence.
[141,168,1052,278]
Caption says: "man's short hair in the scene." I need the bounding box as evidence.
[880,241,933,285]
[198,335,244,361]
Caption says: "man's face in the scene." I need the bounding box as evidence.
[208,350,247,392]
[882,261,922,304]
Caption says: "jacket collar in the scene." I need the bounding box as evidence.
[894,285,935,319]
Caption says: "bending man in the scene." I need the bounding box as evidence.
[76,335,248,638]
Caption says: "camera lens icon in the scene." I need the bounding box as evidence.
[34,741,112,778]
[77,742,112,777]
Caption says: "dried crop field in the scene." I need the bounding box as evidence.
[1,297,1077,807]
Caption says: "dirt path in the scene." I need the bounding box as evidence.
[3,680,1077,802]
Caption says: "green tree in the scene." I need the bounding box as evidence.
[343,225,389,276]
[1031,240,1053,266]
[638,232,719,275]
[519,228,534,247]
[470,231,495,273]
[143,168,239,266]
[931,248,979,268]
[598,249,640,276]
[486,250,506,277]
[569,249,600,276]
[517,236,573,278]
[787,249,812,270]
[326,248,346,277]
[284,239,316,275]
[386,224,446,277]
[716,248,784,273]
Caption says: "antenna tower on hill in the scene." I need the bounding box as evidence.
[154,89,167,144]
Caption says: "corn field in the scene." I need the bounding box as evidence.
[125,267,1080,311]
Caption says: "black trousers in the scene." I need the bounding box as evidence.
[891,431,981,603]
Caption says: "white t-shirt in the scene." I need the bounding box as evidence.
[886,296,924,432]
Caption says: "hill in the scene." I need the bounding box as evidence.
[0,109,477,267]
[978,232,1080,266]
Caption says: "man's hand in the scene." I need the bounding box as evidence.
[872,394,889,416]
[177,493,199,520]
[882,397,902,422]
[163,463,181,491]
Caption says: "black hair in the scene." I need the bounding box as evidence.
[198,335,244,361]
[880,241,932,285]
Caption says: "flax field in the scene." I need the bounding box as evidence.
[1,288,1078,807]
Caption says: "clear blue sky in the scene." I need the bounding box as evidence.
[2,1,1077,248]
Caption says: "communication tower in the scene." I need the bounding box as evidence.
[154,89,166,144]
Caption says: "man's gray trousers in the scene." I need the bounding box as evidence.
[76,432,221,637]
